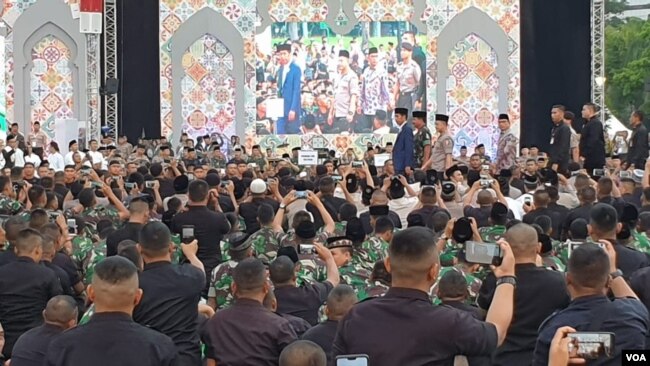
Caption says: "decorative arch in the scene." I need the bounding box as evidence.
[170,7,245,140]
[436,7,509,117]
[13,0,86,133]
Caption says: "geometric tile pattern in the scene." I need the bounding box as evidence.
[30,35,74,138]
[181,34,236,139]
[446,33,499,157]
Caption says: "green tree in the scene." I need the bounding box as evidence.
[605,17,650,124]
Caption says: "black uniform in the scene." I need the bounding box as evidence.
[301,319,339,363]
[627,123,649,169]
[478,263,570,366]
[333,287,498,365]
[202,298,297,365]
[274,281,333,326]
[548,122,571,172]
[562,203,593,238]
[360,210,403,235]
[44,312,177,366]
[133,261,206,365]
[579,117,606,171]
[10,323,64,366]
[0,257,62,357]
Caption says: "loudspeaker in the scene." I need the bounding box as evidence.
[102,78,119,95]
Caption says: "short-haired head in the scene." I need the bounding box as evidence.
[138,221,172,257]
[233,258,268,296]
[279,340,327,366]
[504,224,539,259]
[325,284,357,320]
[15,228,44,257]
[387,227,439,285]
[269,255,296,285]
[567,243,610,291]
[90,256,141,311]
[43,295,78,326]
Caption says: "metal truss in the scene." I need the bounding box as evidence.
[592,0,606,121]
[103,0,118,139]
[86,33,101,143]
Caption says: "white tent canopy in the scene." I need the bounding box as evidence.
[605,114,631,139]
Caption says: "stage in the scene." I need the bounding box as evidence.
[0,0,591,156]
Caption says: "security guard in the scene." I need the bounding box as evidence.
[394,42,421,111]
[426,114,454,173]
[332,227,517,365]
[412,111,432,170]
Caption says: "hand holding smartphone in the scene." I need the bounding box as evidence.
[465,241,503,266]
[182,225,195,244]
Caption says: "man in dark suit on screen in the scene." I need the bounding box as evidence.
[392,108,415,175]
[275,43,302,135]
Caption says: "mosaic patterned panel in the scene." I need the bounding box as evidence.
[446,33,499,158]
[160,0,258,138]
[2,0,74,129]
[30,35,74,138]
[426,0,521,156]
[181,34,236,139]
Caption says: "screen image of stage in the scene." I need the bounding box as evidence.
[255,21,426,137]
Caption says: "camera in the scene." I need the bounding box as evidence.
[145,181,156,189]
[480,179,493,188]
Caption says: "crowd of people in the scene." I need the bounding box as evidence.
[255,30,426,135]
[0,102,648,366]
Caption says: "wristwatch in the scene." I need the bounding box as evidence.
[279,204,286,210]
[610,269,624,280]
[496,276,517,289]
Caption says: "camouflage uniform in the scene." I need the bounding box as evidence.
[542,254,565,272]
[208,260,238,310]
[339,262,372,300]
[317,221,347,237]
[80,205,121,226]
[70,235,106,285]
[249,157,267,171]
[0,195,24,215]
[296,256,328,286]
[79,304,95,325]
[208,157,227,170]
[359,235,389,263]
[479,225,506,243]
[440,239,464,267]
[414,126,432,167]
[244,227,283,262]
[632,230,650,254]
[365,281,390,298]
[279,230,329,248]
[430,265,482,306]
[170,234,184,264]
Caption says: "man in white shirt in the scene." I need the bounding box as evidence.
[48,142,65,172]
[87,139,104,170]
[64,140,85,166]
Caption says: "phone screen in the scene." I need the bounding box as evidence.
[182,226,195,243]
[568,332,614,359]
[336,355,369,366]
[465,241,502,265]
[295,191,308,199]
[67,219,77,235]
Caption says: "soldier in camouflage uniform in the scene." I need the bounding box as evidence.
[207,147,227,170]
[207,233,252,310]
[478,202,509,243]
[364,260,392,298]
[327,237,372,300]
[0,194,24,216]
[412,111,432,169]
[430,250,482,306]
[248,145,267,171]
[222,225,284,263]
[78,186,127,227]
[633,229,650,253]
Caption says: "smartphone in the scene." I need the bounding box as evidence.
[187,173,195,181]
[295,191,308,199]
[48,211,61,221]
[465,241,503,266]
[481,164,490,171]
[182,225,195,244]
[567,332,614,359]
[567,241,605,258]
[331,175,343,182]
[480,179,493,187]
[220,181,230,188]
[336,355,369,366]
[524,196,532,206]
[619,171,632,179]
[219,169,226,176]
[80,167,91,175]
[593,169,605,177]
[91,181,103,189]
[67,219,77,235]
[352,161,364,168]
[249,162,258,168]
[299,244,315,255]
[124,182,136,190]
[145,181,156,188]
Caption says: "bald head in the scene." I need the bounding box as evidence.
[44,295,78,326]
[90,256,140,312]
[279,340,326,366]
[326,285,357,320]
[371,190,389,205]
[504,223,539,259]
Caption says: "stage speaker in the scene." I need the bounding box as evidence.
[102,78,119,95]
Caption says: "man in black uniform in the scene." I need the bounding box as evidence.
[478,224,570,365]
[0,229,62,358]
[133,222,206,365]
[279,340,327,366]
[301,284,357,363]
[44,256,177,366]
[332,227,517,365]
[579,102,606,175]
[548,105,571,173]
[626,110,649,170]
[10,295,78,366]
[202,258,297,365]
